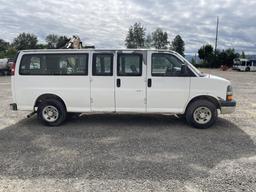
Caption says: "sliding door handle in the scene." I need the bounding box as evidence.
[117,78,121,87]
[148,78,152,87]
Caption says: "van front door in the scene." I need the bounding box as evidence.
[90,52,115,112]
[115,52,146,112]
[146,52,190,113]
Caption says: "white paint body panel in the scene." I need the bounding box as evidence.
[147,77,190,113]
[15,76,91,112]
[188,74,230,113]
[11,49,232,115]
[90,76,115,112]
[115,76,146,112]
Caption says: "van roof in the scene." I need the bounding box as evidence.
[19,48,177,54]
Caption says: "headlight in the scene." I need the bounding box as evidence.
[226,85,233,101]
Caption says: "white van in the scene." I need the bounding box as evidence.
[10,49,236,128]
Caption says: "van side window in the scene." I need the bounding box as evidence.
[19,55,42,75]
[152,53,184,77]
[92,54,113,76]
[19,54,88,75]
[117,54,142,76]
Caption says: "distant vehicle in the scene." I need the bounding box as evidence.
[7,58,15,73]
[233,58,256,72]
[10,49,236,129]
[0,58,9,75]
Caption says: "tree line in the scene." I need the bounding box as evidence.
[0,25,185,59]
[0,33,70,58]
[125,22,185,56]
[0,22,243,68]
[125,23,242,68]
[196,44,242,68]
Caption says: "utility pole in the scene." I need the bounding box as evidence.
[214,16,219,68]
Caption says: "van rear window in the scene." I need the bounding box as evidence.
[19,54,88,75]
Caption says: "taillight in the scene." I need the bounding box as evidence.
[11,63,16,76]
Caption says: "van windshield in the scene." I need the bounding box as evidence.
[186,61,206,76]
[173,52,203,76]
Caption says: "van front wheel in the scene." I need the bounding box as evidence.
[37,99,67,126]
[186,99,217,129]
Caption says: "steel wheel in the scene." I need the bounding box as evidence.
[193,106,212,124]
[42,105,59,123]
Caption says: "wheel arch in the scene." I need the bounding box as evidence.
[184,95,221,114]
[34,93,67,111]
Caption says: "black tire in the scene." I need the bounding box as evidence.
[245,67,250,72]
[186,99,218,129]
[37,99,67,126]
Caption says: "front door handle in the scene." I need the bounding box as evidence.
[148,78,152,87]
[117,78,121,87]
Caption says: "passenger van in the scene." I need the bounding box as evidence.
[10,49,236,128]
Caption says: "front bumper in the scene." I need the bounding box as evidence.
[220,100,236,114]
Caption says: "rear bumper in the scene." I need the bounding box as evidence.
[10,103,17,111]
[220,100,236,114]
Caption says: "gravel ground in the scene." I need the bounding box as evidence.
[0,69,255,192]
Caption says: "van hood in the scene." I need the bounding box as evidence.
[204,73,230,84]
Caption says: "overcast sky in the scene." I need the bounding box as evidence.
[0,0,255,54]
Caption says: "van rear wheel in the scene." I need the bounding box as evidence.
[37,99,67,126]
[186,99,217,129]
